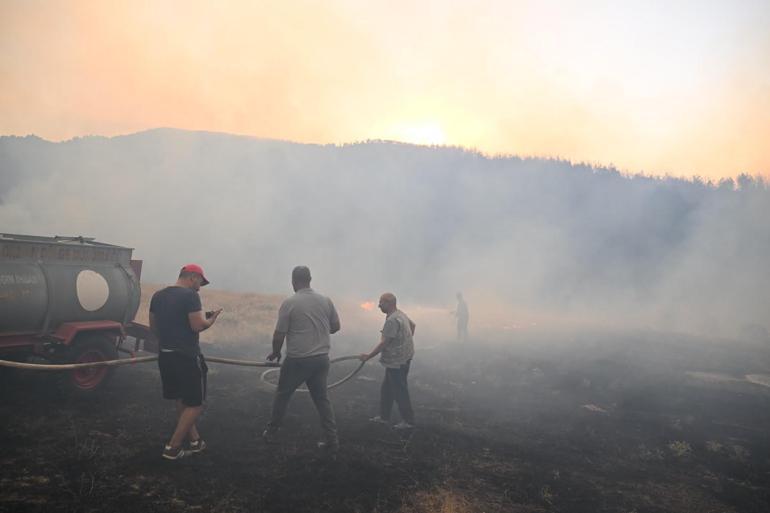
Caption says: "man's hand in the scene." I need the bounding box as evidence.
[206,308,223,320]
[267,351,282,363]
[359,353,371,362]
[190,308,222,332]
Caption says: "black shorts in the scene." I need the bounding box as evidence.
[158,351,208,407]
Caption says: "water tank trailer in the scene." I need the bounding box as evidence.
[0,234,155,394]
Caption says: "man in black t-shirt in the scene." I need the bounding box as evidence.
[149,264,221,460]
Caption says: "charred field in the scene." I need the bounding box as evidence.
[2,327,770,513]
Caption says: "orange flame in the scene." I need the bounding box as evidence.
[360,301,375,311]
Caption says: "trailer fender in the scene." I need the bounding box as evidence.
[52,321,124,346]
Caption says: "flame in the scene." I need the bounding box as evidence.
[360,301,375,311]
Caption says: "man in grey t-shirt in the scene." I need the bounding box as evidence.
[264,266,340,452]
[360,292,416,429]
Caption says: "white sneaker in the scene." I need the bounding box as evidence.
[393,421,415,430]
[369,416,389,425]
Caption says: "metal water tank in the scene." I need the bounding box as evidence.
[0,234,141,334]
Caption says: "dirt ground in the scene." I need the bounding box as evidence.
[2,327,770,513]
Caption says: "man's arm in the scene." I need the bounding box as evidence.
[329,299,341,334]
[188,309,221,333]
[267,331,286,362]
[409,318,416,335]
[269,300,291,361]
[360,334,389,361]
[149,313,157,336]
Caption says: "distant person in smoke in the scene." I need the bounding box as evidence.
[263,266,341,456]
[149,264,221,460]
[453,292,469,342]
[360,293,416,430]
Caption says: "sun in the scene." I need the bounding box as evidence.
[392,122,447,146]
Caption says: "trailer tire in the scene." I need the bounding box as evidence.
[55,334,119,396]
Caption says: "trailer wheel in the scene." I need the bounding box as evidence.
[56,334,119,395]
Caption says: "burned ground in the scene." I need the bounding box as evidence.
[2,330,770,513]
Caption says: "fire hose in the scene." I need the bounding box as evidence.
[0,355,160,370]
[259,355,366,392]
[0,354,366,391]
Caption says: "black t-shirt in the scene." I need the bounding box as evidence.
[149,286,202,356]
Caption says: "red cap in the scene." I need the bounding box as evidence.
[181,264,210,286]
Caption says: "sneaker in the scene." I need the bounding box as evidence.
[317,441,339,461]
[188,439,207,453]
[162,445,187,460]
[262,428,278,444]
[368,416,390,425]
[393,421,415,430]
[317,440,340,451]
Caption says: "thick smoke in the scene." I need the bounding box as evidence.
[1,128,768,339]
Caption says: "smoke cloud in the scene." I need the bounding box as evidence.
[1,128,768,340]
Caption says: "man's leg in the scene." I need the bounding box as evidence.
[169,405,203,448]
[305,355,338,448]
[392,361,415,424]
[164,352,206,451]
[380,368,395,420]
[176,400,200,441]
[267,358,307,431]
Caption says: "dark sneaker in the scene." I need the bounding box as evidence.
[369,416,389,425]
[162,445,187,460]
[393,421,415,430]
[188,439,207,453]
[262,428,278,444]
[317,440,340,451]
[317,441,339,461]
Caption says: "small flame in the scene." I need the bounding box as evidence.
[360,301,375,311]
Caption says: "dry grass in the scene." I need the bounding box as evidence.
[134,284,284,350]
[397,488,474,513]
[395,485,532,513]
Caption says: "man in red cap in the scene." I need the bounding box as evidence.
[150,264,221,460]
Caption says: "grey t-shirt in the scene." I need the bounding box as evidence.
[379,309,415,368]
[275,288,339,358]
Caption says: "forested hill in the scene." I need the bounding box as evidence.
[1,128,768,338]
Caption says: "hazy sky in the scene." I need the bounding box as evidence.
[1,0,769,179]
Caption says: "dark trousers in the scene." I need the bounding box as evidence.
[380,360,414,423]
[457,319,469,342]
[268,354,338,445]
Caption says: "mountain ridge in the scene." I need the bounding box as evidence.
[1,128,768,338]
